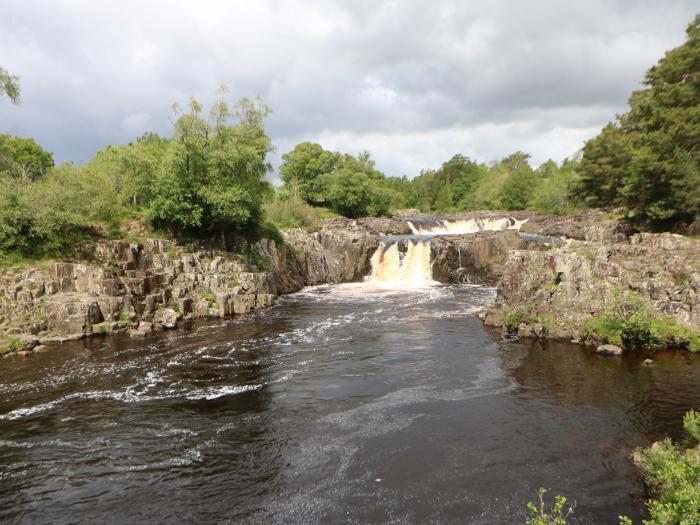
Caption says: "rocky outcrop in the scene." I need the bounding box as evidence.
[0,239,285,355]
[280,226,379,285]
[0,220,382,357]
[519,210,634,243]
[430,230,531,285]
[483,233,700,341]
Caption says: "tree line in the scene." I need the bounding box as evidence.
[0,92,275,260]
[1,13,698,261]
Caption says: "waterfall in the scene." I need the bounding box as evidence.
[406,217,525,235]
[365,216,527,289]
[367,240,436,286]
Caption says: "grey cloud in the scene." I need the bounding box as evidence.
[0,0,697,177]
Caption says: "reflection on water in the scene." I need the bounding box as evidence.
[1,283,699,524]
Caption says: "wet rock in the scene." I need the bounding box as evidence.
[596,344,623,356]
[178,297,193,315]
[643,358,655,366]
[33,345,50,353]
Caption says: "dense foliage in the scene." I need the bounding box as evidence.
[149,96,274,234]
[0,135,54,180]
[632,410,700,524]
[409,151,580,213]
[279,143,398,218]
[576,15,700,227]
[0,93,275,261]
[278,143,581,217]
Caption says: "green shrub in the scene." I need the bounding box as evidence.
[633,410,700,524]
[198,290,216,302]
[245,249,268,272]
[581,314,625,346]
[683,410,700,442]
[580,291,700,351]
[505,311,526,333]
[526,488,575,525]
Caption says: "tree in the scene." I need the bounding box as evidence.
[500,166,540,210]
[576,14,700,225]
[0,135,54,180]
[279,142,340,204]
[324,167,391,218]
[149,95,274,234]
[576,123,634,207]
[0,67,20,105]
[89,132,168,206]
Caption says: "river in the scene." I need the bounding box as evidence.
[2,282,700,524]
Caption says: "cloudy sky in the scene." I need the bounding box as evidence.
[0,1,697,180]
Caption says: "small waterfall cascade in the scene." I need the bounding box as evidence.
[365,216,527,288]
[367,239,436,286]
[406,217,526,235]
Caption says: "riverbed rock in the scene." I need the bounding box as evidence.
[596,344,623,356]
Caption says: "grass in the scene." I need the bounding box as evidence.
[245,249,268,272]
[117,310,135,323]
[504,309,539,333]
[198,290,216,303]
[264,194,319,230]
[0,335,23,354]
[581,291,700,351]
[315,207,339,219]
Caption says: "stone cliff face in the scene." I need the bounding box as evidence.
[430,230,530,285]
[0,220,381,356]
[483,233,700,341]
[3,209,697,356]
[279,227,379,285]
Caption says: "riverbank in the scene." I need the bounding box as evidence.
[3,210,700,358]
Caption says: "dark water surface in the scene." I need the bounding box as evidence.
[2,284,700,524]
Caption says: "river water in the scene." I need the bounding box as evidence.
[2,283,700,524]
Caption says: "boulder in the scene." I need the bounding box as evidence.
[596,344,623,356]
[156,308,180,329]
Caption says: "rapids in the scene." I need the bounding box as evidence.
[2,282,700,523]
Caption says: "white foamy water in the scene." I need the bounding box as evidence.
[364,217,527,289]
[406,217,526,235]
[366,240,437,287]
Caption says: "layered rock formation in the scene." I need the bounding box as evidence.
[4,208,698,357]
[0,221,381,356]
[483,233,700,342]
